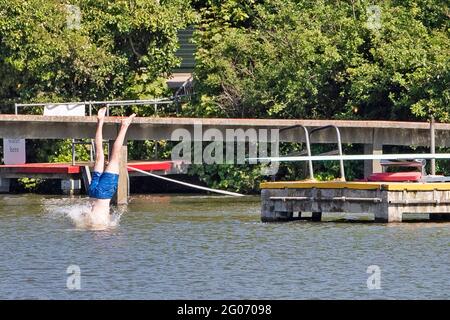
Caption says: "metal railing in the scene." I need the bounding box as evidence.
[279,124,314,180]
[15,98,178,166]
[309,125,345,181]
[279,124,345,181]
[173,76,195,114]
[71,139,95,165]
[14,98,176,116]
[174,75,194,99]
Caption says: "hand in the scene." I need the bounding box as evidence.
[97,107,107,121]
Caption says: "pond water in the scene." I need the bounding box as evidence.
[0,194,448,299]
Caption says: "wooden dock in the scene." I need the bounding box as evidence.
[261,181,450,223]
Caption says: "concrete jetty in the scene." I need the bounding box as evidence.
[261,181,450,222]
[2,114,450,204]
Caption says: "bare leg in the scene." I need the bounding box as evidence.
[105,114,136,174]
[93,107,107,173]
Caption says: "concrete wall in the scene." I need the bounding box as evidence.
[1,115,448,146]
[261,187,450,223]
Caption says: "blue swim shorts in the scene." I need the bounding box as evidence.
[88,171,119,199]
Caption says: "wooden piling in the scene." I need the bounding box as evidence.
[0,178,10,193]
[61,178,81,195]
[81,165,91,194]
[116,144,129,205]
[110,140,129,205]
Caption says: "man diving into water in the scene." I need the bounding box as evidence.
[86,107,135,228]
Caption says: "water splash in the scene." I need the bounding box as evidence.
[43,198,124,231]
[67,204,122,230]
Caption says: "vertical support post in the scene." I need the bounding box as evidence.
[364,143,383,177]
[261,189,275,222]
[387,207,402,222]
[89,140,94,162]
[364,129,383,178]
[117,144,128,204]
[111,140,128,205]
[0,178,10,193]
[61,179,81,195]
[108,140,113,164]
[81,165,92,194]
[430,116,436,175]
[311,212,322,222]
[374,191,402,222]
[71,139,76,166]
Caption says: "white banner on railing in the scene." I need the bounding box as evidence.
[3,138,26,165]
[43,104,85,116]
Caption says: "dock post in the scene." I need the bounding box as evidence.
[61,179,81,195]
[0,178,10,193]
[311,212,322,222]
[430,116,436,175]
[364,131,383,178]
[111,140,128,205]
[81,165,92,194]
[375,199,402,223]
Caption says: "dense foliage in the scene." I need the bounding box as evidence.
[0,0,197,106]
[191,0,449,121]
[186,0,450,191]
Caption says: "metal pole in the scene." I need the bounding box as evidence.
[335,127,346,181]
[14,103,18,115]
[309,125,345,181]
[303,127,314,180]
[71,139,76,166]
[89,102,94,162]
[431,116,436,175]
[14,98,172,108]
[90,140,94,162]
[280,125,314,180]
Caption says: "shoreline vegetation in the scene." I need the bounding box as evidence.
[1,0,449,194]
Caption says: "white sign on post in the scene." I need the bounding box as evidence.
[43,104,85,116]
[3,138,26,165]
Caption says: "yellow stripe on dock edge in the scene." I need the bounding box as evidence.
[260,181,450,191]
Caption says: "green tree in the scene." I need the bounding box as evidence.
[0,0,197,192]
[186,0,449,190]
[0,0,197,107]
[192,0,449,121]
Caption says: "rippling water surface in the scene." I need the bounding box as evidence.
[0,194,448,299]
